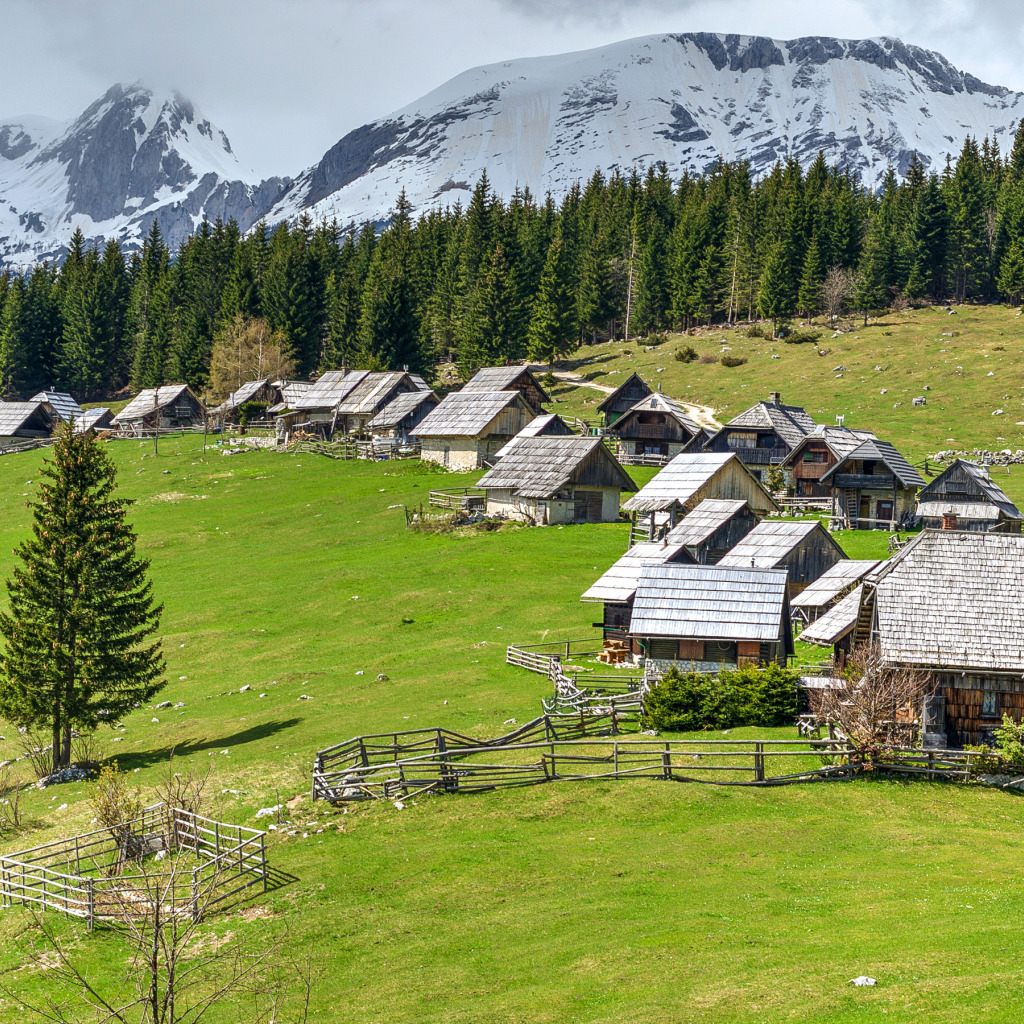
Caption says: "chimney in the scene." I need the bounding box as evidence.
[942,509,959,531]
[769,391,781,405]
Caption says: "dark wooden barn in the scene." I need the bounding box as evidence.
[595,373,653,426]
[629,564,793,675]
[862,531,1024,747]
[115,385,207,432]
[780,426,878,498]
[717,519,845,598]
[916,459,1023,533]
[0,401,57,444]
[704,393,818,481]
[820,438,925,529]
[661,498,760,564]
[606,393,704,462]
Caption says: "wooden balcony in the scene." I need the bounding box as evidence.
[731,446,789,465]
[832,473,896,490]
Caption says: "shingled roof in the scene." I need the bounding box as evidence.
[335,372,429,416]
[611,392,702,436]
[723,397,817,449]
[462,366,551,403]
[581,540,690,603]
[800,585,864,646]
[820,439,925,489]
[116,385,196,422]
[663,499,750,547]
[291,370,366,411]
[477,436,636,498]
[870,531,1024,672]
[0,401,56,436]
[916,459,1023,522]
[631,564,789,642]
[367,390,437,430]
[74,408,115,433]
[415,390,529,438]
[211,379,270,416]
[495,413,573,457]
[790,559,881,611]
[623,452,777,514]
[30,391,83,423]
[781,425,878,467]
[717,520,840,568]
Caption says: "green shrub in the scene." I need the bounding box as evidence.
[746,324,766,338]
[645,333,669,347]
[994,714,1024,768]
[964,744,1002,775]
[641,663,801,732]
[674,345,698,363]
[237,400,268,427]
[720,355,747,368]
[783,329,823,345]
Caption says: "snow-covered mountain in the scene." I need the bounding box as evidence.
[0,83,288,268]
[5,33,1024,267]
[267,32,1024,227]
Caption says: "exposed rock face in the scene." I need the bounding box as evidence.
[266,32,1024,230]
[0,84,289,268]
[3,32,1024,266]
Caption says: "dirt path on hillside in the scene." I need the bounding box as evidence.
[549,369,722,430]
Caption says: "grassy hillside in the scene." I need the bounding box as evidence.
[547,304,1024,503]
[0,306,1021,1021]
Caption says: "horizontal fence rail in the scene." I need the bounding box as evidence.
[0,804,268,930]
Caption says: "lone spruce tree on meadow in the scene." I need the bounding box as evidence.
[0,424,165,771]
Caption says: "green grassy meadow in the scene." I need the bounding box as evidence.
[0,305,1022,1021]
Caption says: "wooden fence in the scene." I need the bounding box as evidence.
[0,804,268,930]
[312,724,984,804]
[428,488,486,511]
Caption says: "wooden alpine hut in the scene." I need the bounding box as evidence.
[416,390,535,470]
[594,372,653,426]
[367,390,439,441]
[661,498,760,564]
[860,530,1024,747]
[790,559,880,624]
[704,393,818,481]
[114,385,206,433]
[779,426,878,498]
[622,452,780,541]
[0,400,57,446]
[30,391,83,424]
[606,392,705,463]
[210,378,282,425]
[820,438,925,529]
[582,539,695,647]
[74,408,116,433]
[717,520,846,598]
[476,435,636,523]
[915,459,1023,533]
[628,564,793,675]
[461,366,551,415]
[494,413,574,458]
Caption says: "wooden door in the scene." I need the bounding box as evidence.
[877,499,894,525]
[858,495,871,527]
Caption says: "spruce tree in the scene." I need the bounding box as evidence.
[527,234,576,367]
[0,424,165,770]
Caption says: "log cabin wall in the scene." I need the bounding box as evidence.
[940,675,1024,746]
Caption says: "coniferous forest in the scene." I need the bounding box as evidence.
[3,130,1024,401]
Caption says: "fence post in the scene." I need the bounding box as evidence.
[87,878,95,932]
[754,742,765,782]
[662,743,672,780]
[261,835,268,893]
[191,868,199,922]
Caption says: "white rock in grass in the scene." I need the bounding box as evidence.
[393,801,405,810]
[239,684,250,693]
[849,977,876,986]
[151,717,160,723]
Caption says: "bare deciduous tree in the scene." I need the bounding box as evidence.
[1,855,313,1024]
[208,316,296,401]
[816,643,931,757]
[820,266,854,328]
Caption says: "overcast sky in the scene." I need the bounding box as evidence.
[2,0,1022,179]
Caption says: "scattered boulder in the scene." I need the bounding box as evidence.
[37,766,92,788]
[912,396,926,406]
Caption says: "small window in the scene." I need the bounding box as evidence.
[982,691,999,717]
